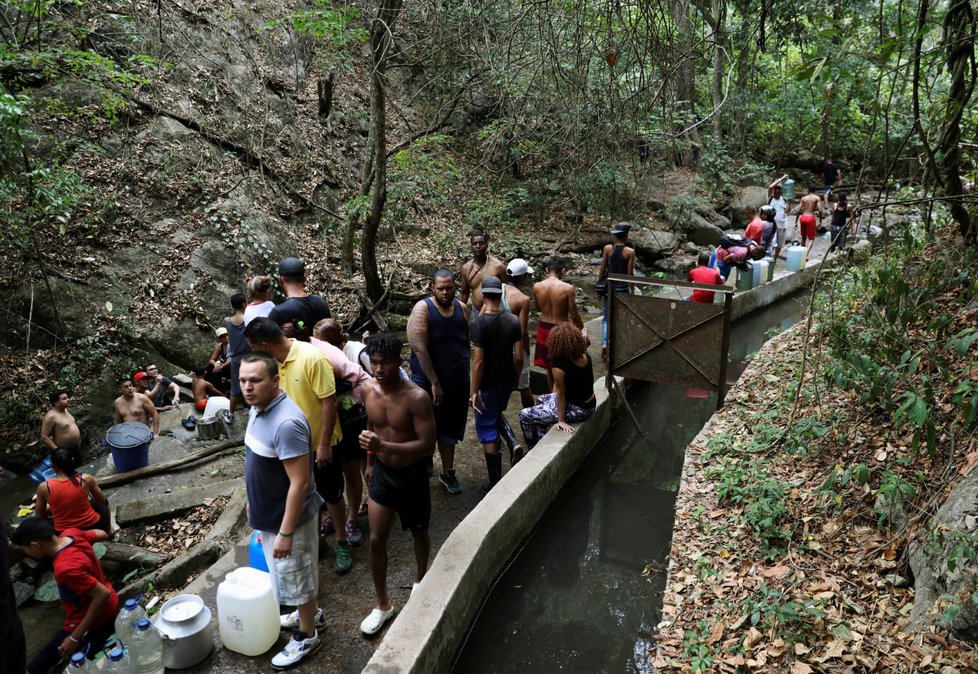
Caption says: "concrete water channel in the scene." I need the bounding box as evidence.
[450,292,808,674]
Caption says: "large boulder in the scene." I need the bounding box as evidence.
[685,212,725,246]
[730,186,771,227]
[630,229,680,262]
[908,470,978,641]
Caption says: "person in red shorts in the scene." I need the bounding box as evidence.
[798,192,822,251]
[192,363,223,412]
[11,518,118,674]
[686,253,724,303]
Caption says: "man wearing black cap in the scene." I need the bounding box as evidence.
[470,277,523,490]
[597,223,635,360]
[269,257,331,342]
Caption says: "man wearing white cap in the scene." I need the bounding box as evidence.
[503,258,535,409]
[597,223,635,360]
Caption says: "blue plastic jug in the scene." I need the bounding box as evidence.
[785,245,807,272]
[249,531,269,572]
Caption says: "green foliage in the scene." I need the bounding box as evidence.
[264,3,367,73]
[387,134,461,228]
[745,583,826,631]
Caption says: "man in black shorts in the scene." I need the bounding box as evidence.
[358,333,436,636]
[407,270,470,494]
[269,257,331,341]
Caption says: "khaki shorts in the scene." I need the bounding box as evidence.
[261,516,319,606]
[517,348,531,390]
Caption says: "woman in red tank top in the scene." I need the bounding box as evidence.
[35,448,110,535]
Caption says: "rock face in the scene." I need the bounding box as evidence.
[630,229,680,262]
[684,212,724,246]
[908,470,978,642]
[730,186,771,227]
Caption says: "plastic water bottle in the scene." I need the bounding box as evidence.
[64,652,92,673]
[104,647,133,674]
[114,598,149,646]
[129,619,165,674]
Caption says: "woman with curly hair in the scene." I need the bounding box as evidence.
[519,321,596,448]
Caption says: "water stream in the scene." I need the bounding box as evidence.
[451,293,808,674]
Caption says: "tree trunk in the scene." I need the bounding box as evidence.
[317,74,334,118]
[937,0,977,242]
[710,0,726,142]
[361,0,403,303]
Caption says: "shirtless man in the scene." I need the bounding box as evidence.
[798,192,822,251]
[41,390,81,463]
[533,256,584,389]
[358,332,436,637]
[113,378,159,435]
[459,233,507,319]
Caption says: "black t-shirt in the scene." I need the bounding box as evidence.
[150,376,173,407]
[268,295,331,341]
[822,163,840,185]
[553,353,595,406]
[470,311,522,390]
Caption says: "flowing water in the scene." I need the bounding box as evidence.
[452,293,808,674]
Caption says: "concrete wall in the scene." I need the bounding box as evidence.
[363,378,615,674]
[730,257,821,321]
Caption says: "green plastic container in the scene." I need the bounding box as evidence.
[763,256,776,282]
[735,264,754,291]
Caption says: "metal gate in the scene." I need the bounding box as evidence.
[606,274,734,408]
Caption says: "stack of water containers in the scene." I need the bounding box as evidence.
[106,598,164,674]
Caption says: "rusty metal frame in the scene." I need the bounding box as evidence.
[606,274,733,409]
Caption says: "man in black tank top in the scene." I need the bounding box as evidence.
[597,223,635,360]
[407,270,471,495]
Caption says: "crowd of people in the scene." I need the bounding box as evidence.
[5,166,861,670]
[7,234,610,672]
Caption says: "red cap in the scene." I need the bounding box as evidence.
[133,371,148,382]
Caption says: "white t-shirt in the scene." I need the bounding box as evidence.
[244,301,275,325]
[343,340,371,373]
[769,196,788,227]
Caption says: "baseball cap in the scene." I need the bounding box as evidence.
[133,371,148,383]
[480,277,504,295]
[506,258,534,277]
[215,327,228,338]
[611,222,632,235]
[278,257,305,277]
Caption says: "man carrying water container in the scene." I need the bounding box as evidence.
[239,352,325,669]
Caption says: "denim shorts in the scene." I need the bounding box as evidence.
[474,387,512,444]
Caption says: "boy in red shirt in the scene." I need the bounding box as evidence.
[12,518,119,674]
[687,253,725,303]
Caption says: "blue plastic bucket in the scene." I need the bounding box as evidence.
[29,455,54,484]
[104,422,152,473]
[249,531,269,572]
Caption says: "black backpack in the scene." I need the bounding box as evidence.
[719,233,750,250]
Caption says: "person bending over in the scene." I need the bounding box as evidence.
[12,518,118,674]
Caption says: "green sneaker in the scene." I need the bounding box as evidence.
[334,539,353,574]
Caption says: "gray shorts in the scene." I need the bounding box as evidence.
[260,516,319,606]
[775,225,787,248]
[517,347,531,390]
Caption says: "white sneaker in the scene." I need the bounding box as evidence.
[271,630,321,670]
[279,607,326,631]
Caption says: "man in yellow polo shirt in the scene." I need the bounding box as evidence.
[245,317,353,574]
